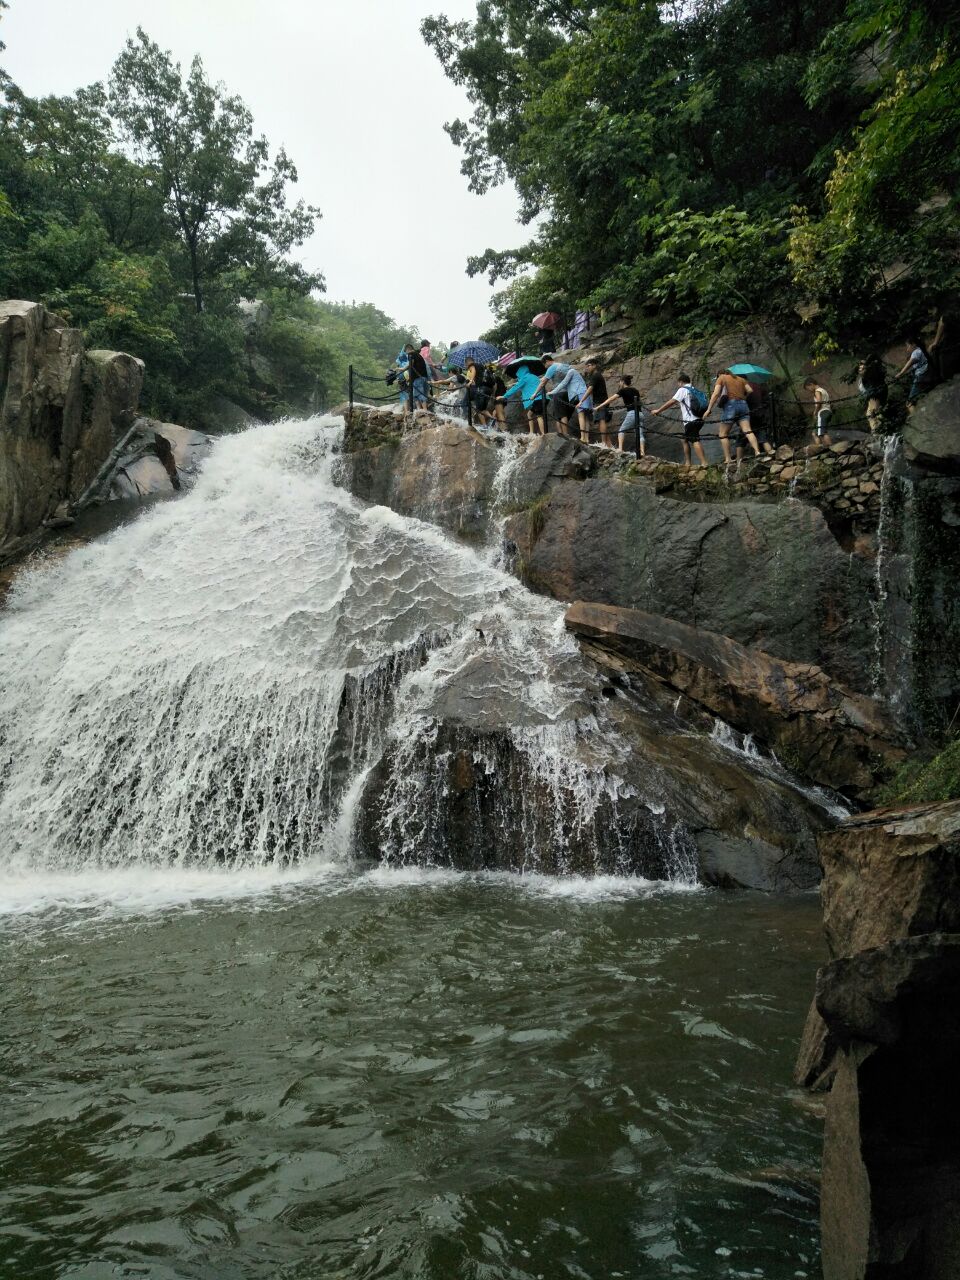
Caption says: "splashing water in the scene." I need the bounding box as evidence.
[0,417,688,880]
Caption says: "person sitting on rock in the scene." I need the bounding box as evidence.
[803,378,833,447]
[704,370,761,463]
[595,374,646,455]
[856,356,888,433]
[651,373,708,468]
[575,359,609,446]
[895,336,933,412]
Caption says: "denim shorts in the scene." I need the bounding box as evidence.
[816,408,833,436]
[619,409,644,441]
[413,376,430,402]
[721,398,749,422]
[579,396,594,412]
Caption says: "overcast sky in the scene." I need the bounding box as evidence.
[2,0,528,342]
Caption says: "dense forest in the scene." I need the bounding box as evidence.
[0,9,417,425]
[423,0,959,357]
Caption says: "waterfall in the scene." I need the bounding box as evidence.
[0,417,694,880]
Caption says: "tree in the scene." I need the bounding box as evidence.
[790,0,960,351]
[424,0,857,344]
[109,28,321,314]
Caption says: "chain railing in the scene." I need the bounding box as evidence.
[348,354,923,456]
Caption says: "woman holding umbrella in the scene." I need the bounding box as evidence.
[531,310,561,357]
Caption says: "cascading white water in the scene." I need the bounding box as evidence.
[0,416,688,878]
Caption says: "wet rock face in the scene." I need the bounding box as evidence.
[343,421,503,542]
[902,375,960,472]
[565,601,907,802]
[0,301,84,553]
[796,801,960,1277]
[507,437,876,691]
[875,437,960,736]
[76,350,145,497]
[110,420,211,499]
[0,302,143,556]
[354,662,828,891]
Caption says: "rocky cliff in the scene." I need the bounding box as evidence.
[796,803,960,1278]
[0,301,145,560]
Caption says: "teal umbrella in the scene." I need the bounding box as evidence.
[729,363,774,378]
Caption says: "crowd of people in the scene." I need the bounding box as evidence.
[383,328,953,466]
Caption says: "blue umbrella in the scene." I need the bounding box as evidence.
[729,363,775,379]
[447,341,500,368]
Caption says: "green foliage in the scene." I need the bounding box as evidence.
[876,737,960,806]
[482,269,573,346]
[583,207,795,350]
[425,0,958,354]
[790,0,960,350]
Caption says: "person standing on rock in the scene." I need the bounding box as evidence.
[575,359,609,446]
[594,375,646,454]
[405,344,431,412]
[499,365,547,434]
[895,336,933,412]
[650,374,708,468]
[704,369,760,463]
[803,378,833,447]
[857,356,888,432]
[533,361,587,437]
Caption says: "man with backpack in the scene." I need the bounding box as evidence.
[650,373,709,468]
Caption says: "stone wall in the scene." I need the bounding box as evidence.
[0,301,143,559]
[593,436,885,532]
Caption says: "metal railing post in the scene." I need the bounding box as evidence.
[348,364,354,419]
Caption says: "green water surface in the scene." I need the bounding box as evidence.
[0,870,823,1280]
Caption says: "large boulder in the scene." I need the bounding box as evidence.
[797,800,960,1088]
[354,646,831,891]
[0,301,144,556]
[817,935,960,1279]
[0,301,84,553]
[506,436,876,691]
[902,375,960,472]
[110,420,212,499]
[344,421,503,542]
[73,350,144,498]
[565,601,907,801]
[819,801,960,957]
[794,801,960,1276]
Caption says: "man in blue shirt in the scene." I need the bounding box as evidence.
[533,361,587,437]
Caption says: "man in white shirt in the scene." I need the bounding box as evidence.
[650,373,708,468]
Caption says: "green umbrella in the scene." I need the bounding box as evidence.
[729,363,774,378]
